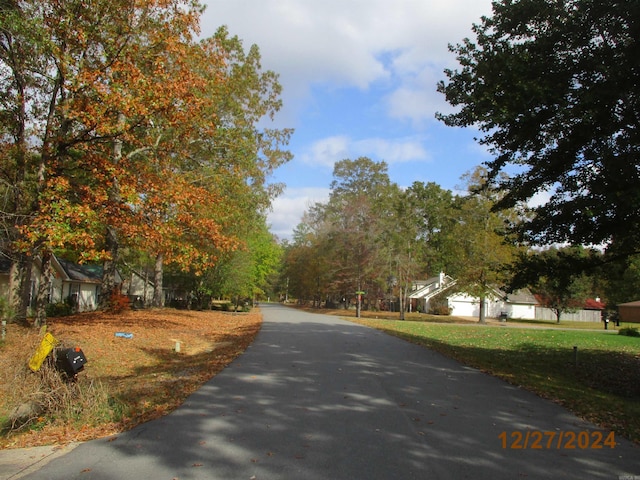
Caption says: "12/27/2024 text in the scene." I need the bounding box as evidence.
[499,430,616,449]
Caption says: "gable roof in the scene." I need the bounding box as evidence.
[583,298,606,310]
[409,273,456,300]
[56,257,124,284]
[504,289,538,305]
[56,258,103,283]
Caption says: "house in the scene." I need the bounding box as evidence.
[447,287,507,318]
[408,272,604,322]
[52,257,109,312]
[448,288,604,321]
[0,257,14,300]
[503,289,538,319]
[0,255,123,313]
[617,300,640,323]
[409,272,457,313]
[120,266,156,307]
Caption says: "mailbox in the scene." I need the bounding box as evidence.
[56,347,87,377]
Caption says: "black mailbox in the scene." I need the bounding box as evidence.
[56,347,87,376]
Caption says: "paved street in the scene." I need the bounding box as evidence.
[10,303,640,479]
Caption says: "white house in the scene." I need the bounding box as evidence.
[409,274,602,322]
[51,257,109,312]
[446,288,537,319]
[0,256,122,313]
[120,266,155,307]
[409,272,457,313]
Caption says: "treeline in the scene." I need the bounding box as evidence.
[0,0,291,325]
[276,158,640,323]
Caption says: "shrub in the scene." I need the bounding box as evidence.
[45,302,73,318]
[429,304,452,316]
[107,290,131,314]
[618,327,640,337]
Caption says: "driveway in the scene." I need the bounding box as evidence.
[13,303,640,479]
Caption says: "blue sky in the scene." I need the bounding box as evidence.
[200,0,495,240]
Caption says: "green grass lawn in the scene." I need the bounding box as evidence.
[350,318,640,444]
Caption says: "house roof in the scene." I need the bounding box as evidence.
[57,258,104,284]
[504,289,537,304]
[533,293,606,310]
[617,300,640,307]
[409,274,456,299]
[584,298,606,310]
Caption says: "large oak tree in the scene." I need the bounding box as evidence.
[437,0,639,257]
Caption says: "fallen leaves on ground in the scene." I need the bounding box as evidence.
[0,308,261,449]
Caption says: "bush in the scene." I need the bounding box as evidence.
[429,304,452,316]
[107,290,131,314]
[618,327,640,337]
[45,302,73,318]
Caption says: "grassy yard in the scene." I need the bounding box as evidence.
[349,316,640,444]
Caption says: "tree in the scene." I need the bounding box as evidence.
[282,204,335,306]
[510,246,596,322]
[1,1,291,321]
[403,181,457,275]
[132,26,291,308]
[446,168,519,323]
[437,0,640,258]
[324,158,393,317]
[1,0,223,320]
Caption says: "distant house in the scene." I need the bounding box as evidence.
[409,272,457,313]
[503,289,538,319]
[0,257,15,300]
[447,289,604,322]
[447,287,506,318]
[617,300,640,323]
[447,289,538,320]
[120,266,155,307]
[0,255,123,313]
[52,257,116,312]
[408,272,604,322]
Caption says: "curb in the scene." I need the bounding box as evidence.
[0,443,78,479]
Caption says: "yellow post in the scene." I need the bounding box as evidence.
[28,332,57,372]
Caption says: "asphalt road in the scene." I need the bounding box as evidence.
[15,303,640,479]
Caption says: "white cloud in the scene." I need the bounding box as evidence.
[200,0,494,123]
[353,137,429,163]
[267,187,330,240]
[386,66,455,123]
[301,135,430,169]
[301,135,351,168]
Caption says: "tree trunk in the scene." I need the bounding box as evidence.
[101,113,125,310]
[478,295,486,324]
[16,255,33,326]
[100,226,119,309]
[153,252,164,308]
[33,251,52,328]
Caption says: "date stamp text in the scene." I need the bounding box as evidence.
[499,430,616,449]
